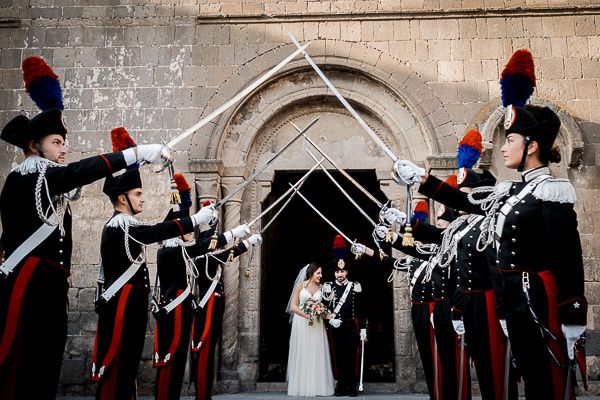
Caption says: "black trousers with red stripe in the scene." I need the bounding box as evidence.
[503,271,572,400]
[153,300,193,400]
[192,293,224,400]
[328,319,360,395]
[412,302,438,399]
[0,257,68,400]
[94,286,148,400]
[462,291,518,400]
[433,298,471,400]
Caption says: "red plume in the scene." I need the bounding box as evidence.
[22,56,58,92]
[459,130,483,151]
[173,173,191,192]
[446,174,458,189]
[332,234,346,250]
[202,200,212,207]
[413,200,429,214]
[501,49,536,86]
[111,127,136,152]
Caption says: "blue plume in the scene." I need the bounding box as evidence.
[500,74,534,108]
[27,76,64,111]
[457,144,481,169]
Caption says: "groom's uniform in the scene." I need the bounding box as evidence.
[322,235,366,397]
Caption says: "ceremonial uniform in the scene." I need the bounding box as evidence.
[153,230,230,400]
[191,241,251,400]
[0,57,149,400]
[322,276,365,397]
[91,164,209,400]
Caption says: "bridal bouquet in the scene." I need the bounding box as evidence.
[301,299,329,326]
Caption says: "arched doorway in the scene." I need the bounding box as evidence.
[258,169,395,383]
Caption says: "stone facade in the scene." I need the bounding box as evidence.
[1,0,600,396]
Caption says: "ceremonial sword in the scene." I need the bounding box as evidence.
[290,121,383,208]
[246,158,324,229]
[503,341,511,400]
[458,333,465,400]
[288,33,399,163]
[305,148,377,228]
[215,116,320,208]
[288,184,375,257]
[166,42,311,149]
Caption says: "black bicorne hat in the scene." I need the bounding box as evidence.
[102,169,142,201]
[456,167,497,189]
[437,204,459,223]
[504,104,561,158]
[1,108,67,150]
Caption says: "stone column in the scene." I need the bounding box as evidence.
[190,159,223,205]
[219,175,245,392]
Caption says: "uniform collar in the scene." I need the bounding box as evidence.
[521,166,550,182]
[335,279,350,286]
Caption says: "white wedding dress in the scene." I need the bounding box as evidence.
[286,286,335,397]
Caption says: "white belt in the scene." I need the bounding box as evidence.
[0,213,59,277]
[199,267,221,309]
[163,286,192,314]
[100,256,143,302]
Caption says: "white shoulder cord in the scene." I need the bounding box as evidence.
[436,216,468,269]
[468,185,510,251]
[35,162,66,236]
[120,220,155,264]
[387,257,412,283]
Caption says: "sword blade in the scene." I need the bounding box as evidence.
[247,158,324,227]
[458,334,465,400]
[564,359,574,400]
[291,121,383,208]
[167,42,311,149]
[305,148,377,227]
[259,181,301,234]
[503,341,511,400]
[288,183,354,244]
[216,117,320,208]
[288,33,398,162]
[359,337,365,391]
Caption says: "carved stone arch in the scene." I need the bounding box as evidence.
[186,40,454,160]
[473,97,584,170]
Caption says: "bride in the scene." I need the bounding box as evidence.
[286,263,335,397]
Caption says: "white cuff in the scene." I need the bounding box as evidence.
[224,231,233,244]
[122,148,137,166]
[242,240,250,249]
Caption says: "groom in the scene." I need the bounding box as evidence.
[322,235,367,397]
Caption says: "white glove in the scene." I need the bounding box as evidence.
[360,328,367,341]
[499,319,509,338]
[135,144,172,164]
[351,242,366,255]
[562,324,585,360]
[382,208,407,226]
[231,224,250,239]
[392,159,426,186]
[191,204,216,226]
[247,233,262,246]
[373,225,398,244]
[452,319,465,335]
[329,318,341,328]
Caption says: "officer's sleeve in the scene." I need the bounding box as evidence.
[542,202,587,325]
[419,174,484,215]
[46,152,127,196]
[410,219,445,244]
[186,233,228,258]
[129,217,195,245]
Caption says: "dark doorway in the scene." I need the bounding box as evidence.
[258,169,396,383]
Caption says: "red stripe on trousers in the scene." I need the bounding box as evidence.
[91,284,133,381]
[429,302,442,400]
[196,294,215,400]
[157,360,173,400]
[485,290,505,400]
[538,271,571,400]
[0,256,40,367]
[98,353,120,400]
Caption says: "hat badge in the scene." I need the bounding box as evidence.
[504,105,516,130]
[337,259,345,269]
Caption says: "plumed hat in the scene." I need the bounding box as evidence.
[1,56,66,150]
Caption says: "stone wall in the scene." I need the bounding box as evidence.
[1,0,599,396]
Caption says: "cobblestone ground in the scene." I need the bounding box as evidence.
[59,394,600,400]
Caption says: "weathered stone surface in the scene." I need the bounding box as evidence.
[1,2,599,396]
